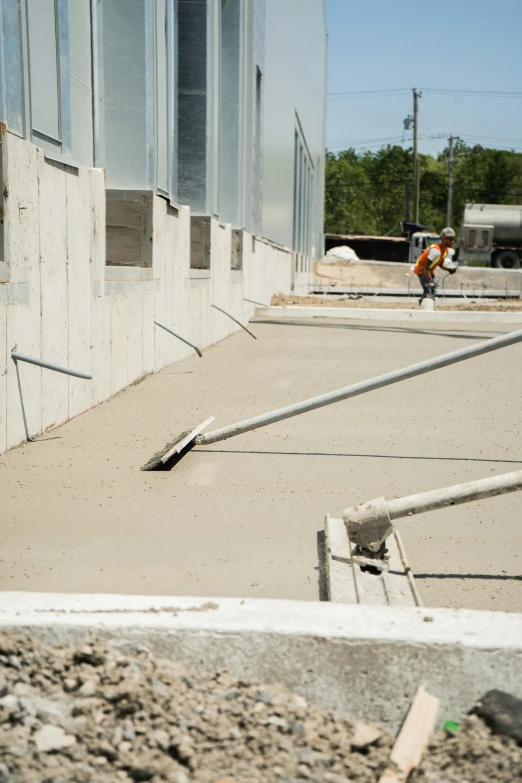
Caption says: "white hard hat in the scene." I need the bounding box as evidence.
[440,227,456,239]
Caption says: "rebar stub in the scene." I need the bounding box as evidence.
[343,497,393,553]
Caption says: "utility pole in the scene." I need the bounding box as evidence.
[412,88,421,223]
[446,135,455,226]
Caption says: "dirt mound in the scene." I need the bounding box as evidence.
[0,633,521,783]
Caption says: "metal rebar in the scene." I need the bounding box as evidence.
[11,352,93,379]
[197,325,522,446]
[244,297,269,308]
[154,321,203,358]
[387,469,522,521]
[211,304,257,340]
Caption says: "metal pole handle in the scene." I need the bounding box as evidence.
[197,326,522,445]
[11,352,92,380]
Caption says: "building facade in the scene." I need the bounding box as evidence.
[0,0,327,454]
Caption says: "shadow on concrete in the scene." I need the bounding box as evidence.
[253,318,500,341]
[197,448,522,466]
[315,530,328,601]
[415,573,522,582]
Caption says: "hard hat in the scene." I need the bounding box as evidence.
[440,227,456,239]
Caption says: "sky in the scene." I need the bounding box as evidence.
[324,0,522,158]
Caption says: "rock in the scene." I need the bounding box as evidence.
[0,695,19,713]
[472,690,522,744]
[7,657,21,671]
[153,729,170,750]
[73,646,105,667]
[122,719,136,741]
[63,678,80,693]
[0,674,7,699]
[33,725,76,753]
[350,721,382,750]
[0,763,11,783]
[78,680,97,697]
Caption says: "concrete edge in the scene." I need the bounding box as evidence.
[256,306,522,324]
[1,592,521,650]
[3,593,522,729]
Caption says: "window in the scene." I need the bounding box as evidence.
[155,0,169,195]
[26,0,61,147]
[252,67,263,235]
[292,123,314,260]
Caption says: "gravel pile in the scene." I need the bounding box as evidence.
[0,633,521,783]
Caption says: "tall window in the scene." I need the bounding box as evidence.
[26,0,62,148]
[252,66,263,236]
[155,0,169,195]
[292,124,314,260]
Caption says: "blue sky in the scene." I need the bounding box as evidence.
[324,0,522,157]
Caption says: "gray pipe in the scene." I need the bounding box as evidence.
[197,326,522,446]
[154,321,203,358]
[387,469,522,520]
[11,352,93,380]
[211,304,257,340]
[244,297,269,308]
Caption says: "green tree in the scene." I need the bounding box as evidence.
[325,143,522,237]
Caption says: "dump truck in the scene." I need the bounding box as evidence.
[459,203,522,269]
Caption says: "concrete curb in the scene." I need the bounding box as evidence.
[256,306,522,324]
[2,592,522,730]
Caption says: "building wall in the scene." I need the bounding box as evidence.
[262,0,327,260]
[0,130,292,456]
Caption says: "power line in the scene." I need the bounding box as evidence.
[328,87,522,99]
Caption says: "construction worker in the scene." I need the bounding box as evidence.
[413,227,458,304]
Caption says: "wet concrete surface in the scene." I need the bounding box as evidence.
[1,318,522,611]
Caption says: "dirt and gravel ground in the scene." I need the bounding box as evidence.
[1,633,521,783]
[271,293,522,312]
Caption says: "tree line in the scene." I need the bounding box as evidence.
[325,141,522,236]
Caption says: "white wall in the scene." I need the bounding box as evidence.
[0,131,296,456]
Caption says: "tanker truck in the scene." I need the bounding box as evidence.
[459,203,522,269]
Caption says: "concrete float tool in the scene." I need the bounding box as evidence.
[141,326,522,470]
[325,467,522,606]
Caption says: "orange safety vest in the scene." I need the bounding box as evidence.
[413,243,448,276]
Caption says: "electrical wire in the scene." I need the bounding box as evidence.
[328,87,522,99]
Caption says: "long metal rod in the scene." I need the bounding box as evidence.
[387,469,522,521]
[197,326,522,445]
[11,352,93,380]
[211,304,257,340]
[154,321,203,358]
[244,297,269,308]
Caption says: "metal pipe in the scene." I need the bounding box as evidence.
[211,304,257,340]
[11,352,93,380]
[197,326,522,446]
[154,321,203,358]
[387,469,522,521]
[244,297,269,308]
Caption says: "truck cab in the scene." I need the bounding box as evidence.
[408,233,440,265]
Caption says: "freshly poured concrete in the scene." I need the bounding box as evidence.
[1,319,522,612]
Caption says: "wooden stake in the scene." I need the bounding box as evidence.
[378,686,439,783]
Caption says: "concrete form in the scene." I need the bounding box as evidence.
[259,306,522,324]
[0,131,294,455]
[1,591,522,732]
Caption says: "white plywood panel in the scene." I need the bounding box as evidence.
[127,294,143,384]
[111,295,128,395]
[67,167,93,419]
[91,294,112,405]
[152,196,168,370]
[142,292,155,376]
[5,137,42,449]
[39,153,69,432]
[0,305,7,454]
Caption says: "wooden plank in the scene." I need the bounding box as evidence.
[378,686,439,783]
[324,515,359,603]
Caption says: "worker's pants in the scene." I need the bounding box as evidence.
[417,272,437,300]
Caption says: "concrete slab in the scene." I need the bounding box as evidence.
[1,592,522,732]
[1,319,522,612]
